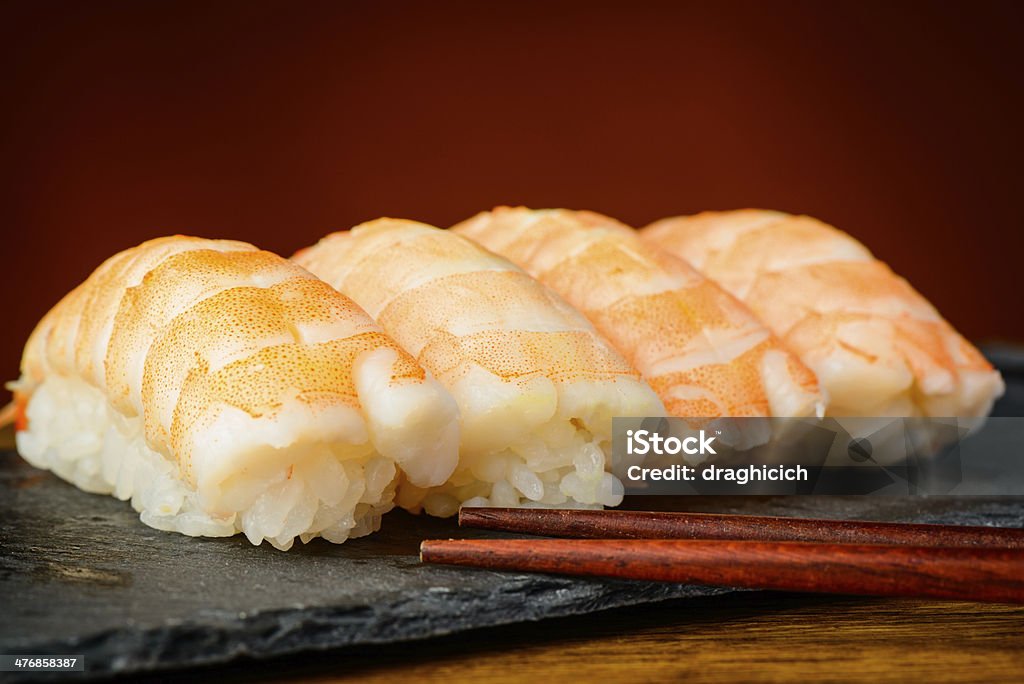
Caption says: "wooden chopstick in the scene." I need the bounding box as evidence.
[420,538,1024,604]
[458,508,1024,548]
[428,508,1024,603]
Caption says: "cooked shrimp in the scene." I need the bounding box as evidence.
[642,210,1004,417]
[454,207,825,421]
[295,219,665,515]
[10,236,459,549]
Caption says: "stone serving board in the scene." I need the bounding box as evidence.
[2,349,1023,680]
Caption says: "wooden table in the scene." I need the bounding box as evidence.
[4,426,1022,682]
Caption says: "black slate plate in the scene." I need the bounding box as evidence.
[3,459,1023,683]
[2,348,1023,680]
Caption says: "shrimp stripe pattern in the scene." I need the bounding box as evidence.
[642,210,1004,417]
[453,207,824,419]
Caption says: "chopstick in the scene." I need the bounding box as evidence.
[458,507,1024,548]
[420,538,1024,604]
[419,508,1024,603]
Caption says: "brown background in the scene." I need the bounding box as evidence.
[2,0,1022,384]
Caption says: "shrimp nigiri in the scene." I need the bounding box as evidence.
[642,210,1004,418]
[294,219,665,515]
[453,207,824,422]
[8,236,460,549]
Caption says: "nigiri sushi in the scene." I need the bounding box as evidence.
[294,219,665,516]
[453,207,825,422]
[642,210,1004,418]
[8,236,460,549]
